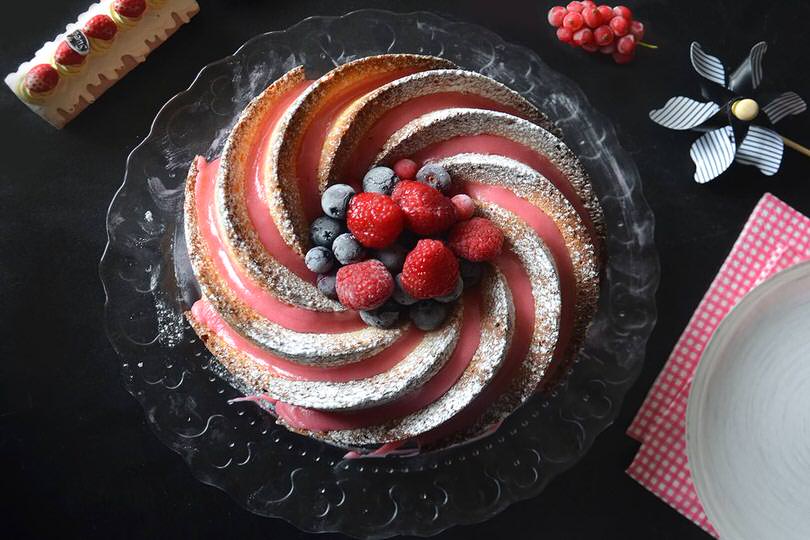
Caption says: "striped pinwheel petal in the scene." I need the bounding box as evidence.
[728,41,767,93]
[690,42,726,87]
[689,126,736,183]
[762,91,807,124]
[735,126,784,176]
[649,96,720,130]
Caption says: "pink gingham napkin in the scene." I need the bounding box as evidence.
[626,193,810,537]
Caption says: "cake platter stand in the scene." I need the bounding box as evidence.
[100,10,659,538]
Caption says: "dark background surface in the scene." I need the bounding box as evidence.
[2,0,808,538]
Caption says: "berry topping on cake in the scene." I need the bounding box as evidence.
[54,41,85,66]
[393,158,418,180]
[321,183,355,218]
[459,259,484,288]
[336,260,394,311]
[435,278,464,303]
[392,274,419,305]
[83,15,118,41]
[359,301,401,329]
[346,192,404,248]
[304,246,335,274]
[415,163,452,192]
[23,64,59,94]
[362,166,399,194]
[400,239,459,299]
[316,272,338,299]
[409,300,450,331]
[392,180,456,236]
[450,194,475,221]
[113,0,147,18]
[310,216,343,247]
[374,244,408,273]
[448,217,505,262]
[332,232,365,265]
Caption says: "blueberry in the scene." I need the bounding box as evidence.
[321,184,355,219]
[392,274,418,306]
[374,245,407,274]
[409,300,449,331]
[435,278,464,303]
[332,233,365,265]
[362,166,399,195]
[310,216,343,247]
[416,163,452,192]
[305,246,334,274]
[459,259,483,288]
[317,272,338,299]
[359,301,401,328]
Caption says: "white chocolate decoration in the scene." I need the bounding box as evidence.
[4,0,200,128]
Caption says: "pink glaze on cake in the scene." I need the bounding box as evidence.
[274,290,483,431]
[465,182,574,363]
[194,157,364,333]
[346,92,528,182]
[190,300,424,382]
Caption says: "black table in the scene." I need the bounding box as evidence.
[3,1,808,538]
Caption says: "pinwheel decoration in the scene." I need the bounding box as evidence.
[650,41,808,183]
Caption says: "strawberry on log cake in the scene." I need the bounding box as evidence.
[184,53,605,454]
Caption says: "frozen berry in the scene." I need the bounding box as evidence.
[629,20,645,40]
[609,15,631,37]
[448,217,504,262]
[391,181,456,236]
[347,192,404,248]
[613,5,632,19]
[317,272,338,299]
[374,245,408,274]
[562,11,584,32]
[582,7,603,28]
[557,27,574,44]
[400,239,460,299]
[362,166,398,194]
[416,163,452,192]
[393,158,419,180]
[459,259,484,288]
[612,51,635,64]
[305,246,334,274]
[450,194,475,221]
[392,274,419,306]
[310,216,343,247]
[617,34,636,55]
[336,260,394,311]
[332,233,365,265]
[594,25,614,46]
[573,28,594,46]
[359,301,401,328]
[435,278,463,303]
[547,6,567,27]
[23,64,59,94]
[409,301,449,331]
[321,184,355,219]
[566,1,584,12]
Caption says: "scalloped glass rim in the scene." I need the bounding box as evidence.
[100,10,659,538]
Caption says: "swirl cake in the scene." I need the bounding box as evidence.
[183,53,604,454]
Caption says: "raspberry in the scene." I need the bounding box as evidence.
[448,217,504,262]
[393,158,418,180]
[562,11,584,32]
[556,27,574,44]
[573,28,594,46]
[594,25,614,46]
[617,34,637,55]
[391,180,456,236]
[450,194,475,221]
[613,5,633,19]
[547,6,567,27]
[346,192,404,249]
[566,1,584,12]
[400,240,459,299]
[582,7,603,28]
[609,15,631,36]
[336,260,394,311]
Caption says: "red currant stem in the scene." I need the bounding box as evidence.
[638,41,658,49]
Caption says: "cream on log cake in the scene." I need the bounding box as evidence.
[183,53,605,454]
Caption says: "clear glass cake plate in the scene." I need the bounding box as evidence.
[100,9,659,538]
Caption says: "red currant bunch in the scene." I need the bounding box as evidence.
[547,2,648,64]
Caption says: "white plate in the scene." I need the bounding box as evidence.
[687,260,810,540]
